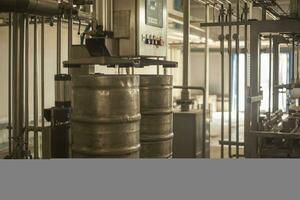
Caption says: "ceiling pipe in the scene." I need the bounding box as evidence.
[0,0,74,16]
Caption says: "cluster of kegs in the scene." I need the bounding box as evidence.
[71,74,173,158]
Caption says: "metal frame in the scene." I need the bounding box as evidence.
[272,35,288,112]
[246,19,300,158]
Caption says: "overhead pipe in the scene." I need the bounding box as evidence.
[0,0,62,16]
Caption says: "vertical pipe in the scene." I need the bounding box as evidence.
[57,16,62,74]
[246,2,260,158]
[181,0,191,112]
[107,0,113,32]
[157,57,160,75]
[41,17,45,149]
[242,2,248,159]
[220,4,225,158]
[292,35,295,82]
[126,67,130,75]
[236,0,240,158]
[259,36,262,86]
[272,37,280,112]
[68,0,73,60]
[297,44,299,80]
[202,89,207,158]
[204,4,210,158]
[12,13,25,159]
[262,7,267,21]
[8,12,12,156]
[268,36,272,119]
[25,15,29,157]
[227,4,232,158]
[33,16,39,159]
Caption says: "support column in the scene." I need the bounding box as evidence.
[12,13,25,159]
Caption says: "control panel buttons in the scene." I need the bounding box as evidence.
[142,34,164,47]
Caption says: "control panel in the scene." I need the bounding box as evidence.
[114,0,168,57]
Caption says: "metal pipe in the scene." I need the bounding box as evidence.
[68,0,73,61]
[164,57,167,75]
[174,85,207,158]
[292,35,295,82]
[12,13,25,159]
[227,4,233,158]
[297,44,299,80]
[157,57,160,75]
[259,35,262,87]
[25,15,29,157]
[96,0,113,32]
[220,4,225,158]
[8,12,12,156]
[235,0,240,158]
[33,16,39,159]
[204,3,210,158]
[181,0,191,112]
[0,0,62,16]
[272,36,283,112]
[242,2,248,159]
[57,16,62,74]
[268,36,272,120]
[41,17,45,144]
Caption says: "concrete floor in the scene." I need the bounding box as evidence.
[209,112,245,159]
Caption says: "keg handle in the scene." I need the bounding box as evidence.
[173,86,208,158]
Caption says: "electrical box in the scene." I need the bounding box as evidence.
[114,0,168,57]
[173,110,210,158]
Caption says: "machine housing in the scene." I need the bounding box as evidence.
[113,0,168,57]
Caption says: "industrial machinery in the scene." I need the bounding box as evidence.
[66,0,175,66]
[199,0,300,158]
[245,20,300,158]
[43,74,72,159]
[63,0,177,159]
[140,75,173,158]
[0,0,203,160]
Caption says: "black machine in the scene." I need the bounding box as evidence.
[43,74,72,158]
